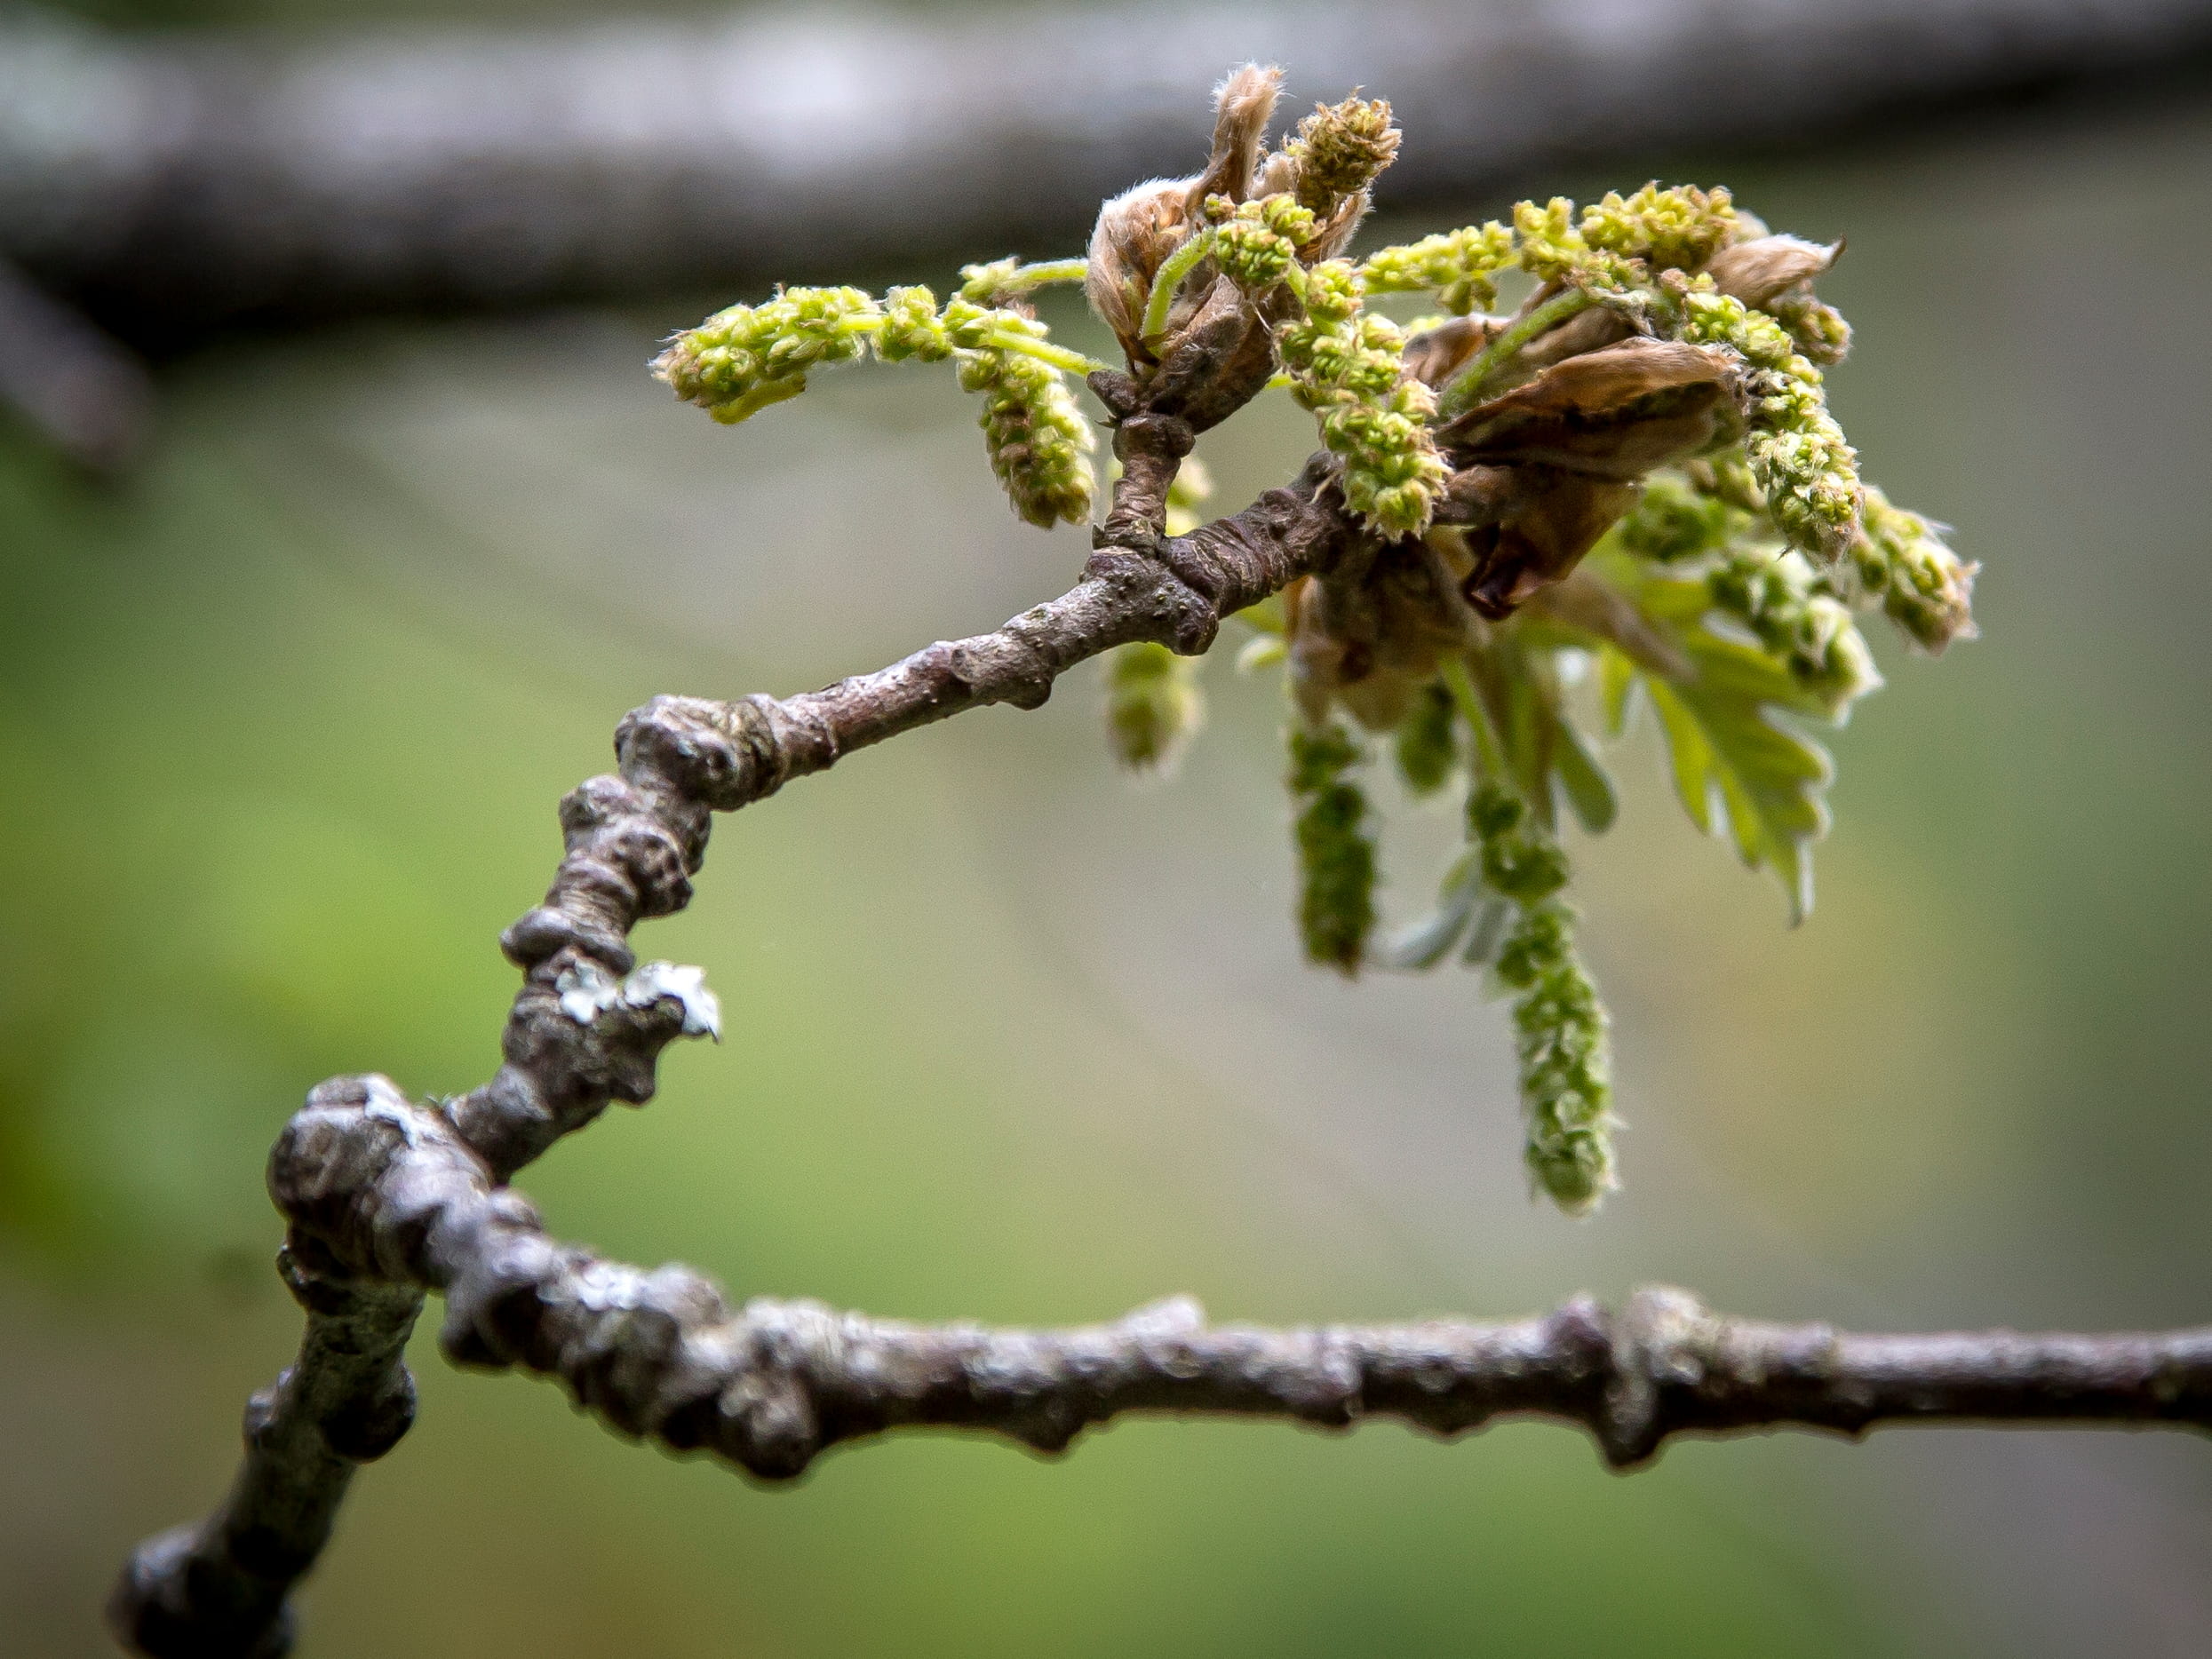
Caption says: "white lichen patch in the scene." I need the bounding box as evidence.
[555,959,722,1042]
[362,1075,428,1145]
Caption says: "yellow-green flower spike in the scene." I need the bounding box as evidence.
[1579,184,1739,271]
[1106,641,1205,774]
[1669,282,1861,566]
[1288,721,1378,974]
[1496,899,1616,1215]
[1858,488,1979,653]
[1769,290,1853,366]
[1468,781,1614,1215]
[1361,224,1516,315]
[1467,782,1566,905]
[958,326,1095,528]
[654,286,879,424]
[887,293,1096,527]
[1210,194,1319,292]
[1277,261,1447,538]
[1709,548,1882,718]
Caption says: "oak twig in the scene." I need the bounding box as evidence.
[110,452,1350,1656]
[109,421,2210,1658]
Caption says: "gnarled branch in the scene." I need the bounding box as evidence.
[110,445,1350,1657]
[108,433,2209,1659]
[269,1075,2212,1482]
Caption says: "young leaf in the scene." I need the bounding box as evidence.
[1556,550,1835,921]
[1460,631,1619,836]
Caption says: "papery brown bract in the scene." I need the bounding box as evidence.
[1084,64,1282,362]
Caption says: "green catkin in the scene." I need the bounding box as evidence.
[1276,261,1447,538]
[664,282,1093,525]
[1708,547,1881,717]
[1288,723,1378,974]
[959,337,1095,528]
[1467,781,1615,1215]
[879,288,1094,526]
[1360,223,1516,315]
[1106,642,1205,774]
[1856,487,1979,653]
[1613,472,1879,718]
[1768,290,1852,366]
[1394,679,1459,796]
[1210,194,1319,292]
[1667,280,1861,566]
[1495,900,1616,1214]
[654,285,878,423]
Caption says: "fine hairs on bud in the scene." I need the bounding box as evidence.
[1085,63,1282,360]
[1190,64,1284,209]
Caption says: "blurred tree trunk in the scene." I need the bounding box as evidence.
[5,0,2211,349]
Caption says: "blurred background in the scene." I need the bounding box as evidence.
[4,0,2212,1654]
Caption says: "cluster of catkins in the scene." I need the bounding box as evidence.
[659,63,1978,1213]
[1093,67,1974,1212]
[656,269,1096,528]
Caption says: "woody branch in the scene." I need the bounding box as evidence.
[107,448,2212,1659]
[103,69,2205,1658]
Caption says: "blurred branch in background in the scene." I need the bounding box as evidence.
[0,251,150,472]
[4,0,2212,359]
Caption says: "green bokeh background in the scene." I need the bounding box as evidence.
[3,25,2209,1655]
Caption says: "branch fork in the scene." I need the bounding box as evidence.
[104,144,2205,1659]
